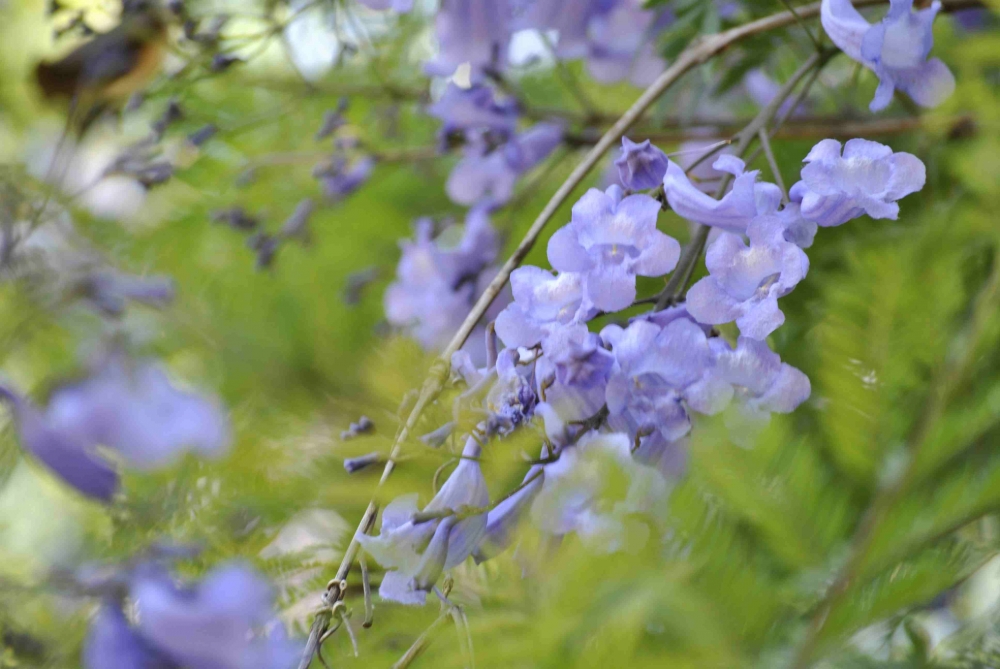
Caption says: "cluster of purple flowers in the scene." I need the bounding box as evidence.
[367,132,926,604]
[81,559,298,669]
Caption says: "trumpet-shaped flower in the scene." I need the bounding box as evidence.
[662,155,784,234]
[820,0,954,111]
[685,214,810,339]
[547,185,679,312]
[789,138,926,227]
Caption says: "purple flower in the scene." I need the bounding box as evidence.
[663,154,784,234]
[615,137,669,191]
[547,185,680,312]
[542,323,614,390]
[427,83,518,140]
[384,207,506,354]
[425,0,514,79]
[494,267,592,349]
[357,0,413,11]
[685,213,810,340]
[131,564,299,669]
[358,436,489,605]
[529,431,667,550]
[586,0,669,87]
[821,0,954,112]
[789,138,926,227]
[601,316,733,446]
[446,123,563,206]
[710,336,811,422]
[504,122,564,172]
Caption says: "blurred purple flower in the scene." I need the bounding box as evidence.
[0,356,228,501]
[0,384,120,501]
[547,185,679,312]
[45,356,230,471]
[685,213,810,340]
[317,156,374,202]
[427,83,518,140]
[615,137,669,191]
[425,0,514,79]
[821,0,954,111]
[385,207,506,355]
[357,0,413,11]
[789,138,926,227]
[84,605,176,669]
[529,431,666,550]
[515,0,609,58]
[447,123,563,206]
[84,563,297,669]
[542,323,614,390]
[131,564,299,669]
[586,0,669,87]
[710,336,811,422]
[472,463,544,563]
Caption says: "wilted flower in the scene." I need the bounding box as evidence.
[547,184,680,312]
[615,137,669,191]
[685,213,810,340]
[820,0,954,112]
[789,138,926,227]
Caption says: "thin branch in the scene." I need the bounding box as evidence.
[757,129,788,201]
[777,0,822,50]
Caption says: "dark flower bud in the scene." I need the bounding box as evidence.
[187,124,217,147]
[343,452,382,473]
[279,199,314,244]
[246,233,280,270]
[152,98,183,137]
[210,53,242,72]
[211,207,258,231]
